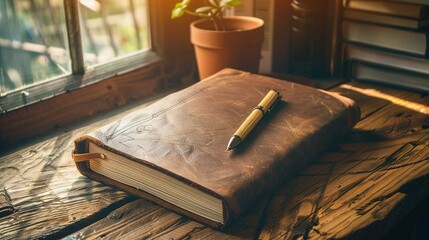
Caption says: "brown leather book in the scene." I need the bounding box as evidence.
[72,69,360,228]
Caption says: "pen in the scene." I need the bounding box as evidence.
[227,89,282,151]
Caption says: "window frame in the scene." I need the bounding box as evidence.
[0,0,159,112]
[0,0,197,146]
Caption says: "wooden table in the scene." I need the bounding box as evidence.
[1,80,428,239]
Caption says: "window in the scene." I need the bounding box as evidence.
[79,0,150,66]
[0,0,71,95]
[0,0,155,112]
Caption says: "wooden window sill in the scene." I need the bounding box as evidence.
[0,54,198,148]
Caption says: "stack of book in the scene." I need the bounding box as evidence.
[342,0,429,92]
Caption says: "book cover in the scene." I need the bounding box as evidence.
[350,0,429,6]
[72,69,360,228]
[344,8,429,29]
[344,0,429,18]
[378,0,429,5]
[349,60,429,93]
[343,20,429,57]
[345,43,429,75]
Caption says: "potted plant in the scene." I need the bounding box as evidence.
[172,0,264,79]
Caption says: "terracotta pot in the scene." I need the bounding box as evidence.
[190,16,264,79]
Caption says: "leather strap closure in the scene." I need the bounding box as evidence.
[72,150,106,163]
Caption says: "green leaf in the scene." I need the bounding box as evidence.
[196,6,214,13]
[171,0,192,19]
[171,8,185,19]
[220,0,241,7]
[174,0,191,9]
[181,0,192,5]
[174,2,183,8]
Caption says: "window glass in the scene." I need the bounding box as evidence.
[79,0,150,66]
[0,0,71,95]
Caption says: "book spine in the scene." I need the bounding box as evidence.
[389,0,429,5]
[345,43,429,75]
[426,32,429,58]
[343,20,429,57]
[349,60,429,93]
[326,0,344,76]
[289,0,329,77]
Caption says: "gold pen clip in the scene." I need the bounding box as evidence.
[267,91,282,114]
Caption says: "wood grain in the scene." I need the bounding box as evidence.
[0,189,13,218]
[259,134,429,239]
[0,93,171,239]
[259,83,429,239]
[0,62,162,146]
[64,195,272,240]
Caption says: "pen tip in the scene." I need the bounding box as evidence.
[227,135,241,151]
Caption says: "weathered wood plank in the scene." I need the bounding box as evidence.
[0,189,14,218]
[0,172,132,239]
[63,199,184,239]
[64,194,272,239]
[0,131,131,239]
[313,141,429,239]
[259,83,429,239]
[0,93,173,239]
